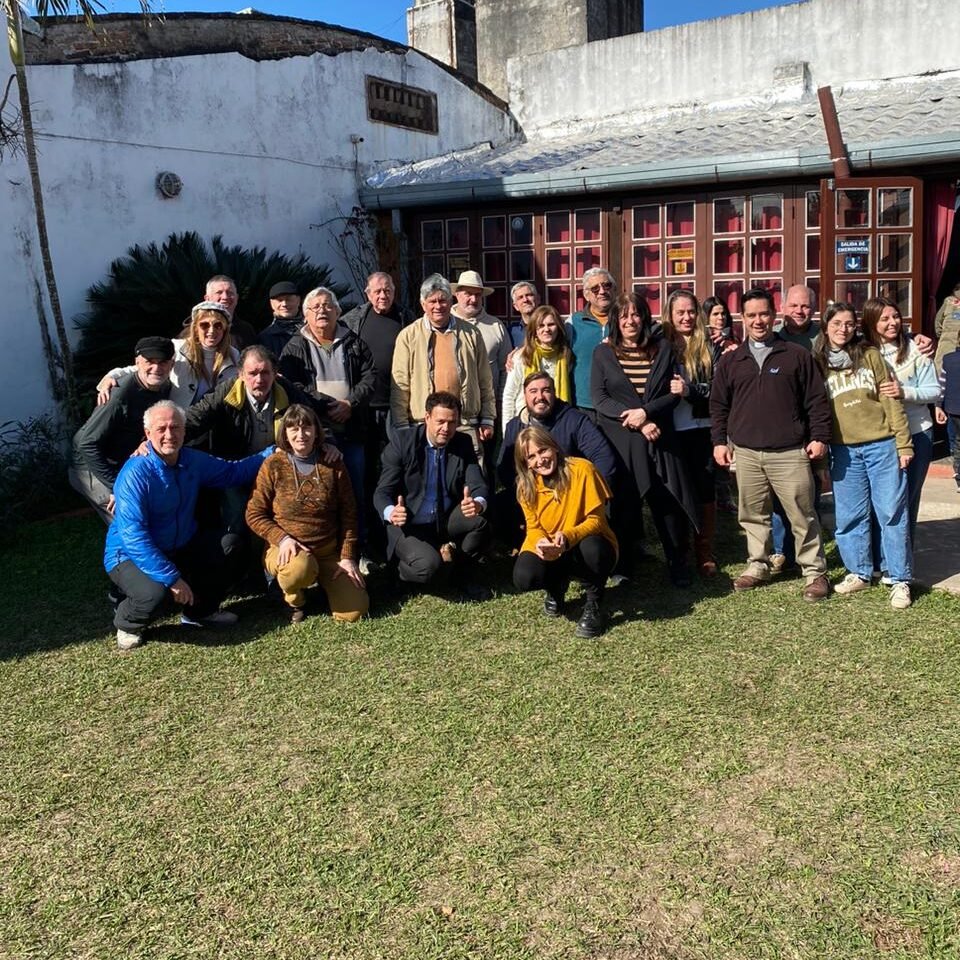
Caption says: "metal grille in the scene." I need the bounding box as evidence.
[366,76,438,134]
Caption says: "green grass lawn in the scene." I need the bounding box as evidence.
[1,514,959,959]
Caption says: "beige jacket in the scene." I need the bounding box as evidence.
[390,316,496,428]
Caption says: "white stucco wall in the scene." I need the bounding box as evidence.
[0,23,514,423]
[509,0,960,135]
[0,23,56,427]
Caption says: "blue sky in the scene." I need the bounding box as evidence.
[44,0,798,44]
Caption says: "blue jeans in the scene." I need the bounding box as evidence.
[871,428,933,568]
[831,438,911,583]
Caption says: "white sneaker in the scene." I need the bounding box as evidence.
[180,610,239,627]
[116,628,142,650]
[890,582,912,609]
[768,553,787,573]
[834,573,871,595]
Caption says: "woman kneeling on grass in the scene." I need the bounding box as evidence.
[813,303,914,609]
[512,426,618,638]
[245,404,369,624]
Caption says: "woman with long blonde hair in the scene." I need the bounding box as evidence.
[95,300,240,408]
[512,425,617,638]
[661,289,718,577]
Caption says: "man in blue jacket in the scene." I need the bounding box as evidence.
[104,399,272,650]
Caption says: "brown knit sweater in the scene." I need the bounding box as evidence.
[245,450,359,560]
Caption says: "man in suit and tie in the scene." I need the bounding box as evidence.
[374,391,492,600]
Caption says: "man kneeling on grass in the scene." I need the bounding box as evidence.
[104,400,272,650]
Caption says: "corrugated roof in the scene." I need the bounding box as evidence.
[361,71,960,206]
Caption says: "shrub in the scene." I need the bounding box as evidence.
[73,232,351,393]
[0,416,72,535]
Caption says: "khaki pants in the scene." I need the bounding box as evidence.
[264,541,369,622]
[733,445,826,582]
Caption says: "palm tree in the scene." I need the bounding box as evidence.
[4,1,149,425]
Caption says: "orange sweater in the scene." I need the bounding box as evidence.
[519,457,617,555]
[245,451,359,560]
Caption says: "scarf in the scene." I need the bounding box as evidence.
[828,348,853,370]
[524,344,571,402]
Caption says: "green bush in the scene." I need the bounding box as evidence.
[0,416,72,534]
[73,232,351,393]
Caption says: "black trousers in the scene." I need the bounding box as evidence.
[394,507,490,584]
[513,535,617,597]
[108,528,245,632]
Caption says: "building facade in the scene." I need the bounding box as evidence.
[386,0,960,330]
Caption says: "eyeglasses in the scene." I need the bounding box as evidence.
[827,320,856,329]
[306,304,335,314]
[587,282,614,293]
[197,321,226,332]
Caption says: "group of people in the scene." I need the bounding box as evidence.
[70,265,952,650]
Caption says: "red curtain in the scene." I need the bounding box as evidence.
[925,180,957,331]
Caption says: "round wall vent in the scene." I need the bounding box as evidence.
[156,171,183,198]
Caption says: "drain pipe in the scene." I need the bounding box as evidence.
[818,85,851,179]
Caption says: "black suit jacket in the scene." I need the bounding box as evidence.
[374,425,487,557]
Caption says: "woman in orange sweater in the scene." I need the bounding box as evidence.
[246,404,369,623]
[512,425,618,638]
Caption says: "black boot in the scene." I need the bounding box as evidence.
[544,592,567,617]
[575,585,605,638]
[543,577,569,617]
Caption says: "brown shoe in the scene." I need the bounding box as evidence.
[802,575,830,602]
[290,607,306,624]
[733,573,765,592]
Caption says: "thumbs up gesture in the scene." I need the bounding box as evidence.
[460,484,481,518]
[391,494,408,526]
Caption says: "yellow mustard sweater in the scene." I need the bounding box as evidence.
[519,457,618,555]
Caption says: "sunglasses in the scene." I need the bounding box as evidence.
[587,282,614,293]
[197,321,226,332]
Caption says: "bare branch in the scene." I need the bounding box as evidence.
[0,74,24,161]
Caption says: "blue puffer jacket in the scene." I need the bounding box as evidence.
[104,445,271,585]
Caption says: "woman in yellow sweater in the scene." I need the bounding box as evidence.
[246,404,369,624]
[512,425,618,637]
[812,303,914,609]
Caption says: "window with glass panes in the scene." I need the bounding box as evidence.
[820,180,921,323]
[629,201,697,317]
[711,192,785,315]
[542,209,602,315]
[479,213,537,317]
[415,208,608,320]
[420,216,472,286]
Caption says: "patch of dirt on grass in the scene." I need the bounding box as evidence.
[859,911,923,952]
[692,746,841,866]
[902,848,960,888]
[516,851,704,958]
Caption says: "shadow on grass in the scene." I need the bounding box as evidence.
[914,517,960,587]
[0,513,113,660]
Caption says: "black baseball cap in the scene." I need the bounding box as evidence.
[135,336,175,361]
